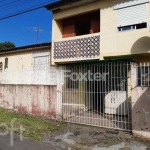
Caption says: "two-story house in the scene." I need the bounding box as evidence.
[46,0,150,138]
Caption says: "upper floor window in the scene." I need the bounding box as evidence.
[115,3,148,32]
[0,62,3,72]
[62,10,100,38]
[118,23,147,32]
[4,58,8,69]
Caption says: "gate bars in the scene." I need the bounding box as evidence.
[138,62,150,87]
[57,61,132,131]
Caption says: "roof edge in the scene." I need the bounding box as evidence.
[0,42,51,54]
[45,0,80,10]
[57,58,137,65]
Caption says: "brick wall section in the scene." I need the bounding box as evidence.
[62,20,75,38]
[62,10,100,38]
[0,84,57,119]
[90,19,100,33]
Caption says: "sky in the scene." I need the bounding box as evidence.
[0,0,59,47]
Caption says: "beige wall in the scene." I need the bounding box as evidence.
[0,51,33,71]
[0,47,50,71]
[131,63,150,138]
[52,0,150,62]
[0,46,57,85]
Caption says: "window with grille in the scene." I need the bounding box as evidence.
[0,62,3,72]
[138,66,150,87]
[4,58,8,69]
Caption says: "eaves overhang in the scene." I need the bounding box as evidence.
[58,58,137,65]
[45,0,99,12]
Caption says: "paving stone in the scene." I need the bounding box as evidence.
[120,147,131,150]
[73,131,81,136]
[64,128,69,133]
[55,139,62,142]
[92,132,105,137]
[104,134,116,139]
[118,132,132,140]
[92,133,105,140]
[106,130,119,135]
[43,124,150,149]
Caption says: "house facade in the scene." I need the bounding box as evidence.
[0,0,149,139]
[46,0,150,138]
[47,0,150,63]
[0,43,57,119]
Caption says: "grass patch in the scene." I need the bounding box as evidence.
[0,108,66,141]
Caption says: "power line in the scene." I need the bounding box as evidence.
[0,0,34,12]
[0,0,57,21]
[0,0,20,8]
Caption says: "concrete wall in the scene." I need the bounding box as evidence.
[0,84,57,119]
[0,46,50,71]
[0,46,57,85]
[0,67,57,85]
[51,0,150,62]
[0,47,58,119]
[131,63,150,138]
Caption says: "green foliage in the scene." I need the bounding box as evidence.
[0,42,15,50]
[0,108,66,141]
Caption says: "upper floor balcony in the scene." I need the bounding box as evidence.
[52,33,100,63]
[51,9,100,63]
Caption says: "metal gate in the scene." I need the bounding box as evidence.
[57,61,132,131]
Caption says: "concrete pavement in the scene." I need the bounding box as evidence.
[0,133,55,150]
[0,123,150,150]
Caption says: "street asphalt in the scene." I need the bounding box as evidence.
[0,133,55,150]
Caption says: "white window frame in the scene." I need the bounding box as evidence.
[114,0,149,10]
[33,55,50,71]
[115,2,149,32]
[32,51,50,71]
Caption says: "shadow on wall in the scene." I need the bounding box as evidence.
[132,87,150,132]
[131,37,150,54]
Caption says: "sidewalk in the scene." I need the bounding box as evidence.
[0,123,149,150]
[0,132,55,150]
[44,123,150,149]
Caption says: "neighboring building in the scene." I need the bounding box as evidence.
[45,0,150,138]
[0,42,55,85]
[0,43,57,119]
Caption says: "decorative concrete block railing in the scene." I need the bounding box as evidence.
[52,33,100,62]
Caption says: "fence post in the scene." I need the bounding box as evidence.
[56,66,63,120]
[131,62,138,132]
